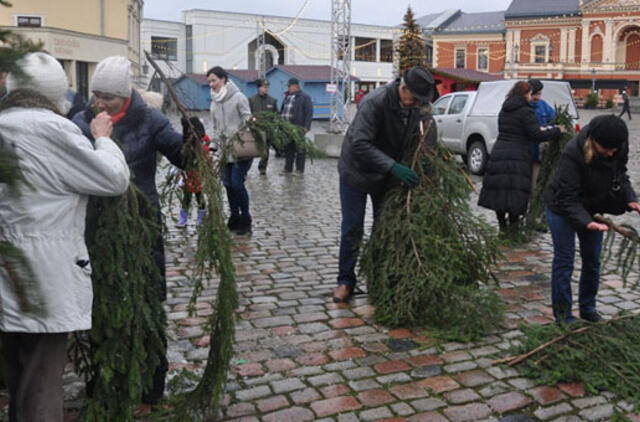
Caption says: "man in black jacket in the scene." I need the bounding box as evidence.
[281,78,313,173]
[249,79,278,175]
[333,66,436,302]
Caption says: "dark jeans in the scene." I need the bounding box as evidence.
[284,141,305,173]
[181,191,204,211]
[1,331,68,422]
[223,160,252,218]
[619,105,632,120]
[337,179,385,288]
[546,208,603,322]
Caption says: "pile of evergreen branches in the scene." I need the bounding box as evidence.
[525,106,575,231]
[500,315,640,407]
[360,126,504,341]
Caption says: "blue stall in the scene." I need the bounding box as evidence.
[265,65,359,119]
[172,69,259,110]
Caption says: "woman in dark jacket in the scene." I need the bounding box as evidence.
[72,56,185,404]
[478,81,565,231]
[544,115,640,323]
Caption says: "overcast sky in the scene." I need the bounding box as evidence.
[143,0,513,26]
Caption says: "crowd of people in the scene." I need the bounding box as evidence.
[1,50,639,420]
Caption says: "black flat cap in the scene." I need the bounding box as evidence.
[403,66,434,104]
[288,78,300,86]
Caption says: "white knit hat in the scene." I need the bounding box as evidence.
[90,56,132,98]
[7,52,69,114]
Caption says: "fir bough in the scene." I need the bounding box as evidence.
[71,185,166,421]
[159,125,238,421]
[525,106,575,231]
[242,111,325,159]
[504,315,640,407]
[360,128,504,341]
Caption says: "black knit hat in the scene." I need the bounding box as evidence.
[257,78,270,87]
[403,66,434,104]
[529,79,543,94]
[588,114,628,149]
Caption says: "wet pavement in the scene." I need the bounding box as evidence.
[3,109,640,421]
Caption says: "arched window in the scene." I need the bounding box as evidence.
[591,34,603,63]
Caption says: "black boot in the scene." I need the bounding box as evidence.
[227,215,240,232]
[235,216,252,235]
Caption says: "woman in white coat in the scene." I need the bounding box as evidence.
[0,52,130,421]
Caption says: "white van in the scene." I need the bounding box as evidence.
[432,79,579,174]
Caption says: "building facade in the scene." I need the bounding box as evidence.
[429,0,640,101]
[141,9,396,95]
[0,0,143,100]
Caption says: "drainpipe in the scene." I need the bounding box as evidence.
[100,0,105,36]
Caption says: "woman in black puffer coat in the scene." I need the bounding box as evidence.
[478,81,565,231]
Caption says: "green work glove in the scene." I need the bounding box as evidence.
[390,163,418,188]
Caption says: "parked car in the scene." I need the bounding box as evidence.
[432,79,579,175]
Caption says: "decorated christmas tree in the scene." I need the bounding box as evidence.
[396,6,427,74]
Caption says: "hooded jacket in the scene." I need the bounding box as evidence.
[478,95,562,215]
[545,126,637,229]
[209,80,252,163]
[0,107,130,332]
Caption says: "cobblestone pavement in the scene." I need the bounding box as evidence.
[2,110,639,421]
[160,109,640,421]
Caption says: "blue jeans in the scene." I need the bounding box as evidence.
[546,208,603,322]
[337,180,385,288]
[223,160,252,218]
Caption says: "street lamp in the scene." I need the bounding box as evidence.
[591,68,596,92]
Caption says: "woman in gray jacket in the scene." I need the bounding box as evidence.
[207,66,253,234]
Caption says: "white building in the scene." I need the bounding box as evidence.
[141,9,397,94]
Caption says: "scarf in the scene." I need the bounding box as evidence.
[0,89,61,115]
[110,96,132,125]
[212,85,228,103]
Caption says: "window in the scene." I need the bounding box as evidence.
[151,36,177,61]
[380,39,393,63]
[455,49,465,69]
[425,45,433,67]
[355,37,376,62]
[433,96,451,115]
[448,95,468,114]
[17,16,42,27]
[534,45,547,63]
[477,48,488,71]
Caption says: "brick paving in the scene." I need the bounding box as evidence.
[2,110,640,421]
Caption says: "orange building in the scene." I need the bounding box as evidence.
[428,0,640,102]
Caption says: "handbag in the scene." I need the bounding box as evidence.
[232,128,266,159]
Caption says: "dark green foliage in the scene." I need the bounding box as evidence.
[525,106,575,231]
[512,315,640,406]
[244,111,325,159]
[397,7,427,74]
[160,125,238,420]
[606,98,614,109]
[360,133,504,341]
[70,185,166,421]
[584,92,599,109]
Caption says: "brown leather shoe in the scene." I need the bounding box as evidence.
[333,285,353,303]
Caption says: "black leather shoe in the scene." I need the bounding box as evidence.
[235,216,252,235]
[580,311,602,322]
[227,215,240,232]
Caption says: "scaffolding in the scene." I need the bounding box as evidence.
[329,0,352,133]
[256,16,267,79]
